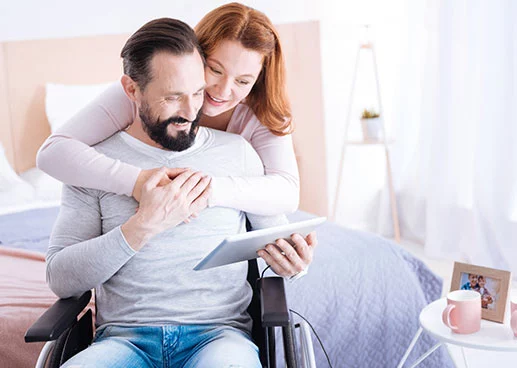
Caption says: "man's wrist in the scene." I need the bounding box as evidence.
[121,214,154,251]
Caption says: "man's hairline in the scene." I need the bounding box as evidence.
[136,48,206,93]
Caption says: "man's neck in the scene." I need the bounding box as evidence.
[126,117,164,149]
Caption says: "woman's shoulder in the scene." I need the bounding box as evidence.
[228,103,292,144]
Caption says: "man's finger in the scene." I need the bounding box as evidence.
[275,238,299,261]
[264,243,295,275]
[166,169,196,192]
[290,233,312,263]
[257,249,290,278]
[306,231,318,247]
[165,167,189,179]
[157,174,173,187]
[276,238,306,273]
[143,167,167,192]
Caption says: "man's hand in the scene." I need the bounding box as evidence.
[132,167,189,202]
[257,231,317,279]
[122,168,211,251]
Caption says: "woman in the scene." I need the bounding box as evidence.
[477,276,494,309]
[37,2,299,217]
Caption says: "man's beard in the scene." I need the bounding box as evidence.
[139,103,200,152]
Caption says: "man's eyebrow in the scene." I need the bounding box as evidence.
[165,84,206,96]
[166,91,183,96]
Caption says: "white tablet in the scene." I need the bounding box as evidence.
[193,217,326,271]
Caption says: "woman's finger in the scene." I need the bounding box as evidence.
[187,176,211,203]
[189,181,212,213]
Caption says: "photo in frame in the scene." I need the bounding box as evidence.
[450,262,511,323]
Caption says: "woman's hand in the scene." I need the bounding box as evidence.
[257,231,317,279]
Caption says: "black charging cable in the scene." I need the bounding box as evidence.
[290,309,333,368]
[260,265,272,279]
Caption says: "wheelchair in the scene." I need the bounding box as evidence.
[25,258,315,368]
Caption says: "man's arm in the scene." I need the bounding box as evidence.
[46,185,137,299]
[47,168,211,299]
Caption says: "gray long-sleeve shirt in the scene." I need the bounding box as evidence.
[46,128,287,332]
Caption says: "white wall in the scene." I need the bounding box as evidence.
[0,0,320,42]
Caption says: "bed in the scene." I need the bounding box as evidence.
[0,21,452,367]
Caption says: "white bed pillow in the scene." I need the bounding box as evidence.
[45,82,114,133]
[20,167,62,202]
[0,144,36,207]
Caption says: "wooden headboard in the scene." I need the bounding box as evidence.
[0,21,328,216]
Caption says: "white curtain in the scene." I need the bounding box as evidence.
[391,0,517,274]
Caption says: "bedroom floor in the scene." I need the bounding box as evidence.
[399,239,517,368]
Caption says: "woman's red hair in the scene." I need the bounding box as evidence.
[195,2,293,135]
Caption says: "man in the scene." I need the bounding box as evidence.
[461,273,479,291]
[47,18,315,367]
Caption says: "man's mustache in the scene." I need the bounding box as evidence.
[164,116,191,125]
[158,111,201,127]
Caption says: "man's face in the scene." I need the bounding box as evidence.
[469,274,478,286]
[136,50,206,151]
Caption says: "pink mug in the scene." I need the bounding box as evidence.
[442,290,481,334]
[511,296,517,337]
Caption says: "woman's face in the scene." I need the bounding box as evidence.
[202,40,264,117]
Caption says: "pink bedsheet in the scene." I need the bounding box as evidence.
[0,247,57,368]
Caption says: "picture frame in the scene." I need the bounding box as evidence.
[450,262,512,323]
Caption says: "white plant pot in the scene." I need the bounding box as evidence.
[361,117,382,141]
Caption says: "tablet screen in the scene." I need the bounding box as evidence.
[193,217,326,271]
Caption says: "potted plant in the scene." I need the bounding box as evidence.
[360,108,382,141]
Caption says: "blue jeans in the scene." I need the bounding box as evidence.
[61,324,261,368]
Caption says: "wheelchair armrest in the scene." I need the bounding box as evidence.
[259,277,290,327]
[25,290,92,343]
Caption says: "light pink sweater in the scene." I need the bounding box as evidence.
[37,82,299,215]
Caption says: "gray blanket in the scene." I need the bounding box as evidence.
[282,211,453,367]
[0,207,59,253]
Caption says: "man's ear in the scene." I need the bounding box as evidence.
[121,75,140,103]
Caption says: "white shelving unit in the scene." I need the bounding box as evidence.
[331,32,401,243]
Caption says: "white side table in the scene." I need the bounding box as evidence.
[397,298,517,368]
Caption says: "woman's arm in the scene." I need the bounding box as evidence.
[210,120,300,215]
[37,82,140,196]
[38,84,300,215]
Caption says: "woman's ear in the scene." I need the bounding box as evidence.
[121,75,140,103]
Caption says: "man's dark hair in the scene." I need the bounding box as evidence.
[121,18,205,90]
